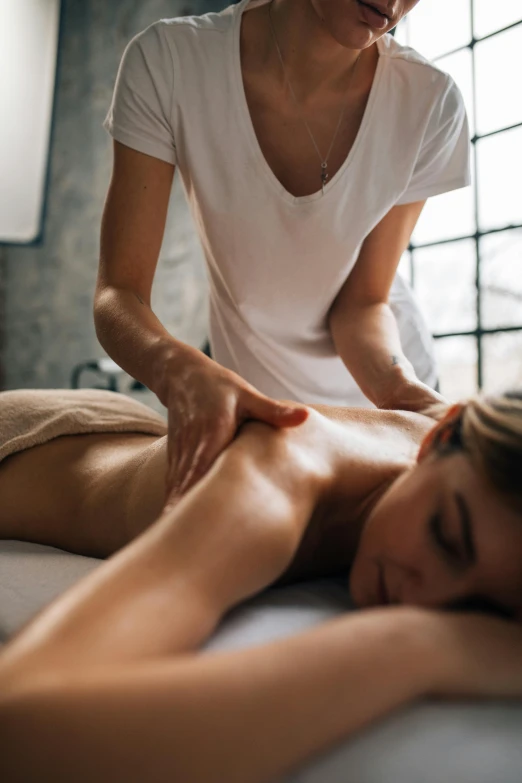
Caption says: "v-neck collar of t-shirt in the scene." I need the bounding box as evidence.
[232,0,388,206]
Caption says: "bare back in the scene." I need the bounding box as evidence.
[0,432,167,557]
[0,404,433,576]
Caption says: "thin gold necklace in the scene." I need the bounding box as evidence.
[268,0,361,195]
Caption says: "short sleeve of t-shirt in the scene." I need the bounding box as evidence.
[396,75,470,205]
[103,22,177,165]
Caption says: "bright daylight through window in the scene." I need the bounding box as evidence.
[396,0,522,400]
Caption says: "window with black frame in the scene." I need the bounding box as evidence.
[395,0,522,400]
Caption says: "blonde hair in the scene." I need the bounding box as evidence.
[430,390,522,512]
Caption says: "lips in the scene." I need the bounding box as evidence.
[359,0,391,19]
[356,0,391,30]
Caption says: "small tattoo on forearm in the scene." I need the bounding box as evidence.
[391,355,400,366]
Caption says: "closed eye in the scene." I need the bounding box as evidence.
[454,491,476,566]
[429,512,461,564]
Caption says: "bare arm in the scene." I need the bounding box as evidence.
[329,201,445,413]
[95,142,306,502]
[4,617,522,783]
[2,418,522,783]
[0,416,330,684]
[0,416,441,782]
[0,609,434,783]
[95,142,181,394]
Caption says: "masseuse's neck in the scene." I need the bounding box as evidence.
[270,0,362,96]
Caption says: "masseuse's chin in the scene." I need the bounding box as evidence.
[331,25,376,52]
[324,5,381,50]
[352,1,393,42]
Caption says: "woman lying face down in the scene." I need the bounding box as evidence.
[350,392,522,618]
[1,388,522,783]
[0,386,520,620]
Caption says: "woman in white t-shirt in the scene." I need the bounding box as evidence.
[96,0,470,501]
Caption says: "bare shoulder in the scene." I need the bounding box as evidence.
[231,410,337,494]
[220,404,435,539]
[232,404,433,477]
[309,404,434,445]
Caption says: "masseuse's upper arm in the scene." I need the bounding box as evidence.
[330,200,425,314]
[98,141,175,305]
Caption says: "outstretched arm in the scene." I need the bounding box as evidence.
[2,417,522,783]
[3,606,522,783]
[0,418,327,685]
[1,607,435,783]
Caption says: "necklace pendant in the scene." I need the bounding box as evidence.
[321,163,329,195]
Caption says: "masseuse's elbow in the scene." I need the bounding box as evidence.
[93,275,111,314]
[93,284,114,344]
[328,296,386,340]
[93,277,124,310]
[328,298,364,345]
[93,283,134,342]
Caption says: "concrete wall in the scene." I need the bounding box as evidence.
[1,0,231,393]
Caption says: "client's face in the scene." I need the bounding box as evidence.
[349,450,522,619]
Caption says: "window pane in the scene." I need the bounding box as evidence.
[412,176,475,245]
[475,26,522,136]
[398,249,412,286]
[477,126,522,232]
[482,332,522,394]
[413,240,477,334]
[406,0,471,60]
[473,0,522,39]
[481,229,522,329]
[435,336,478,399]
[394,18,408,46]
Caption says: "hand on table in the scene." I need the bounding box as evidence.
[160,350,308,509]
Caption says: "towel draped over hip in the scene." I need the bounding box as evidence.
[0,389,168,465]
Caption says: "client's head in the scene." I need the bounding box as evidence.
[350,390,522,618]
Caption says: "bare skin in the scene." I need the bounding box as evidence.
[0,405,430,573]
[241,0,380,199]
[2,404,522,783]
[95,0,440,508]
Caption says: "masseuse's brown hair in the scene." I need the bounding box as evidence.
[421,390,522,513]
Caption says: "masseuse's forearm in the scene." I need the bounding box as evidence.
[94,284,201,405]
[330,301,415,408]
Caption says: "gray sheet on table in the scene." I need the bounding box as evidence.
[0,540,521,783]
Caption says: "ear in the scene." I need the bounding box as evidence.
[417,404,465,463]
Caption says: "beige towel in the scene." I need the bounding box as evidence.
[0,389,168,465]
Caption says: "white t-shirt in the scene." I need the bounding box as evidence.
[104,0,471,406]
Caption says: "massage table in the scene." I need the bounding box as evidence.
[1,539,521,782]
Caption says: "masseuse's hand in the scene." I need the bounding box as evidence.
[161,349,308,508]
[379,378,447,418]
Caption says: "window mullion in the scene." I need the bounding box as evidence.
[470,0,483,389]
